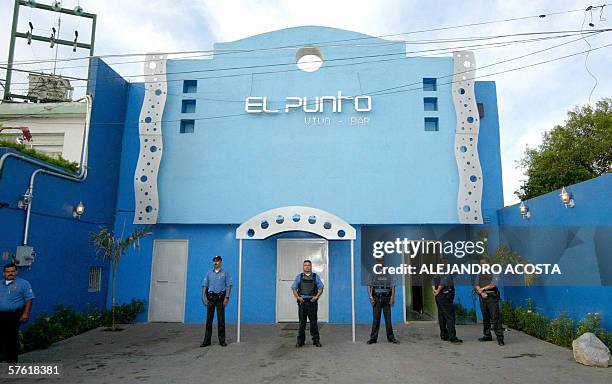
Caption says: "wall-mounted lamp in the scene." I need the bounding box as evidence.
[73,201,85,219]
[52,1,62,11]
[519,201,531,219]
[17,189,33,210]
[559,187,575,208]
[74,5,84,16]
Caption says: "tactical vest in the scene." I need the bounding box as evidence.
[371,275,392,296]
[298,273,317,296]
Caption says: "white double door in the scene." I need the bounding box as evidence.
[276,239,329,322]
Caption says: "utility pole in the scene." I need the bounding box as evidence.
[2,0,97,102]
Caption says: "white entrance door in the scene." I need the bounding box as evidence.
[148,240,189,322]
[276,239,329,322]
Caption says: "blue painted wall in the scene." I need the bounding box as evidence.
[111,214,402,324]
[111,27,504,325]
[499,174,612,328]
[155,26,463,224]
[0,58,128,323]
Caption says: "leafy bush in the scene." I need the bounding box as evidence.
[454,300,478,324]
[500,299,611,349]
[20,299,146,353]
[576,312,612,347]
[548,313,576,348]
[0,140,80,173]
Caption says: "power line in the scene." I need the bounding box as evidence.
[2,3,609,67]
[7,30,608,92]
[7,29,603,76]
[4,41,611,125]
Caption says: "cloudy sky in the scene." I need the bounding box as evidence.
[1,0,610,206]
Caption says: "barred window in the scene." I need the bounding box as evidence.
[88,266,102,292]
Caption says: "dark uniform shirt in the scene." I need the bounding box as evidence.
[434,274,454,293]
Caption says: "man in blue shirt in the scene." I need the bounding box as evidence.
[200,256,232,347]
[291,260,324,348]
[1,263,35,363]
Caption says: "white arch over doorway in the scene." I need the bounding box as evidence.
[235,206,357,342]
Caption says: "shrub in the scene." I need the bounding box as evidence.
[576,312,611,348]
[454,300,476,324]
[501,300,518,329]
[499,299,612,350]
[20,299,146,353]
[547,313,575,348]
[0,140,80,173]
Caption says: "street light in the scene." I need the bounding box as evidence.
[519,201,531,219]
[559,187,575,208]
[73,201,85,219]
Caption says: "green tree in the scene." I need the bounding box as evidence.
[89,225,151,330]
[517,98,612,200]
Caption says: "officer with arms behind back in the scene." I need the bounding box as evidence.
[292,260,324,348]
[475,257,504,346]
[1,263,35,363]
[432,257,462,344]
[200,255,232,347]
[367,257,399,344]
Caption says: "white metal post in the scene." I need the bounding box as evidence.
[237,239,243,343]
[350,239,355,343]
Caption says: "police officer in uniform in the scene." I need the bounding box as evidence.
[475,257,504,346]
[1,263,35,363]
[432,258,462,344]
[200,256,232,347]
[367,259,399,344]
[291,260,324,347]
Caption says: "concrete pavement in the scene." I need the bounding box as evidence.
[15,322,611,384]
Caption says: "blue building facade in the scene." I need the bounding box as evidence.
[3,26,607,331]
[111,26,504,325]
[0,59,128,321]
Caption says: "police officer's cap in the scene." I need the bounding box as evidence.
[212,255,222,261]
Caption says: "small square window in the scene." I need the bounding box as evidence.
[423,78,437,91]
[183,80,197,93]
[180,119,195,133]
[424,97,438,111]
[88,266,102,292]
[424,117,439,131]
[181,99,196,113]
